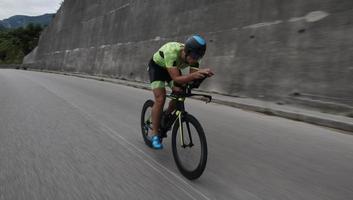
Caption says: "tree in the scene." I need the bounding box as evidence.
[0,23,43,64]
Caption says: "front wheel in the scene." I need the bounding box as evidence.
[172,114,208,180]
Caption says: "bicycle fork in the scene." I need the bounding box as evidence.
[176,111,194,148]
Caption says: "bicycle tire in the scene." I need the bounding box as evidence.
[141,99,154,148]
[172,114,208,180]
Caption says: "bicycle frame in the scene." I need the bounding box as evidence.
[164,91,211,147]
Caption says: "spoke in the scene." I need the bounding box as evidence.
[145,115,152,124]
[144,112,152,136]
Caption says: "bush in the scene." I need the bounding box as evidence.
[0,23,43,64]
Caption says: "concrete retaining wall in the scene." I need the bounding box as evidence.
[24,0,353,113]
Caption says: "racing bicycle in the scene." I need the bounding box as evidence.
[141,78,211,180]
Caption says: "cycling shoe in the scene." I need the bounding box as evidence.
[151,135,163,149]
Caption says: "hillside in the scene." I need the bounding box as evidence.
[0,14,54,29]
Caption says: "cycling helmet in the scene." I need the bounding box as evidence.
[184,35,206,60]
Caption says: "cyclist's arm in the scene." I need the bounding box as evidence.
[190,67,214,77]
[167,67,196,85]
[164,55,207,84]
[168,67,213,85]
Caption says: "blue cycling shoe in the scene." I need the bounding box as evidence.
[151,135,163,149]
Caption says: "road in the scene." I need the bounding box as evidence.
[1,69,352,200]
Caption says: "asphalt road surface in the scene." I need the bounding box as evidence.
[1,69,352,200]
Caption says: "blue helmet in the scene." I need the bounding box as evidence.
[185,35,207,60]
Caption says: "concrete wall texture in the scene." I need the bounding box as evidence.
[24,0,353,113]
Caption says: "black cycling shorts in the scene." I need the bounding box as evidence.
[148,59,172,83]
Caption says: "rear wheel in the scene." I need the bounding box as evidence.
[141,100,154,147]
[172,114,207,180]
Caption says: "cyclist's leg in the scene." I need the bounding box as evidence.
[151,81,166,136]
[150,81,166,149]
[166,100,176,114]
[147,59,171,149]
[165,80,184,114]
[165,81,177,113]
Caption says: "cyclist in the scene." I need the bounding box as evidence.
[147,34,214,149]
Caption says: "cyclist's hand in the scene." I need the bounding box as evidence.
[192,71,206,79]
[199,68,214,77]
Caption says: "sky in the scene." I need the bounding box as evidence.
[0,0,63,20]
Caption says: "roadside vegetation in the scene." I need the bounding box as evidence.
[0,23,43,64]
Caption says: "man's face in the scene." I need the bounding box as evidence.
[186,55,199,65]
